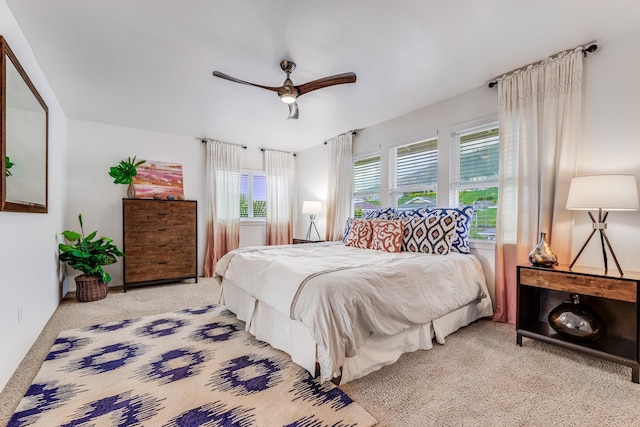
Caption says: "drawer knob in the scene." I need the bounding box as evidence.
[566,275,577,279]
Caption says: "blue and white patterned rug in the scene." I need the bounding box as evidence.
[8,304,376,427]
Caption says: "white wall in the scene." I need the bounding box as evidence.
[0,0,67,391]
[573,29,640,273]
[65,120,267,290]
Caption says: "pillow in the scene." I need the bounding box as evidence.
[370,220,404,252]
[402,213,458,254]
[344,219,374,249]
[342,217,355,243]
[425,206,474,254]
[394,206,474,254]
[362,207,398,220]
[395,207,429,220]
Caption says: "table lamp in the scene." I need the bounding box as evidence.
[302,201,322,241]
[566,174,639,276]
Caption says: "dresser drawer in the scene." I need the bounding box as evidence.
[519,268,636,303]
[124,228,196,245]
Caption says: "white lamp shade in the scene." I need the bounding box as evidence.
[302,201,322,215]
[566,175,639,211]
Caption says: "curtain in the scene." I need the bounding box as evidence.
[203,141,243,277]
[494,48,583,323]
[325,132,353,241]
[265,150,295,245]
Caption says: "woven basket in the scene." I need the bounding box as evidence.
[75,275,108,302]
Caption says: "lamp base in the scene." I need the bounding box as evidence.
[569,209,624,277]
[305,215,321,241]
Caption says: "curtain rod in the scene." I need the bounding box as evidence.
[198,137,247,149]
[323,130,357,145]
[260,147,296,157]
[488,42,597,88]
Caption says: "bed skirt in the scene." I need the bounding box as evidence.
[220,279,493,384]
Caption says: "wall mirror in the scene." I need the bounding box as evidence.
[1,36,48,213]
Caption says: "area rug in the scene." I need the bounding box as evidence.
[8,304,376,427]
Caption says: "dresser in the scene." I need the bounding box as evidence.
[122,199,197,291]
[517,264,640,382]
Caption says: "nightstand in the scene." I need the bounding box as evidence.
[517,264,640,383]
[293,238,325,244]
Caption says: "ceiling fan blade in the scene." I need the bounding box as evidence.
[212,71,282,92]
[287,102,299,120]
[296,72,357,96]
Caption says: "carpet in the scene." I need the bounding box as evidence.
[8,304,376,427]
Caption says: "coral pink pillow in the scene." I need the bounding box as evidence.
[370,220,404,252]
[344,219,374,249]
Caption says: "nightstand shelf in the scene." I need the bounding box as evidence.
[293,238,325,244]
[517,264,640,383]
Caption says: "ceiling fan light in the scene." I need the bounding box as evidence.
[279,93,297,104]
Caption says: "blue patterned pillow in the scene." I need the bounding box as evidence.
[395,207,429,219]
[342,218,355,243]
[402,214,458,254]
[394,206,474,254]
[362,207,398,220]
[425,206,474,254]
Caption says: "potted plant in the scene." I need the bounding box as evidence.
[108,156,145,198]
[5,156,15,177]
[58,213,124,302]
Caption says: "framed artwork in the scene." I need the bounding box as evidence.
[132,160,184,199]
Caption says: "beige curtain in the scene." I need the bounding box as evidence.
[265,150,295,245]
[494,47,583,323]
[204,141,243,276]
[326,132,353,241]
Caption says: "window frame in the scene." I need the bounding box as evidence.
[389,136,439,210]
[240,170,267,222]
[449,122,500,241]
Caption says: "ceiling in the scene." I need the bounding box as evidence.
[7,0,640,152]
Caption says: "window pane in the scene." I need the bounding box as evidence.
[459,128,499,184]
[395,139,438,189]
[252,174,267,217]
[395,190,436,210]
[240,173,249,218]
[353,155,381,196]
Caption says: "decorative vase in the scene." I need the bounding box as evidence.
[127,183,136,199]
[548,294,606,342]
[528,232,557,267]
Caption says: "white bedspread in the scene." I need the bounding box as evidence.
[215,242,487,381]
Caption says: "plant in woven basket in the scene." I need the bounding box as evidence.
[59,214,124,301]
[108,156,145,198]
[5,156,15,177]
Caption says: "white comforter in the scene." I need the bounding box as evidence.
[215,242,487,381]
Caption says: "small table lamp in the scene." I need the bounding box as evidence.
[566,175,639,276]
[302,201,322,241]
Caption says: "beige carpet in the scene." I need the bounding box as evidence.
[3,278,640,426]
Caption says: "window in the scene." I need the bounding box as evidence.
[450,123,499,240]
[353,154,381,218]
[389,137,438,210]
[240,172,266,219]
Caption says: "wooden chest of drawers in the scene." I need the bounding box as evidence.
[122,199,197,291]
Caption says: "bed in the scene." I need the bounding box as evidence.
[214,240,493,384]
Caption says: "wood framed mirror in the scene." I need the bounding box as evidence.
[1,36,48,213]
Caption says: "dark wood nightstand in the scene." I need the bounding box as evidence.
[517,264,640,383]
[293,238,325,244]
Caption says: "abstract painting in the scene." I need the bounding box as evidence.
[132,160,184,199]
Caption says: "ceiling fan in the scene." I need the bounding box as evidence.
[212,60,356,119]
